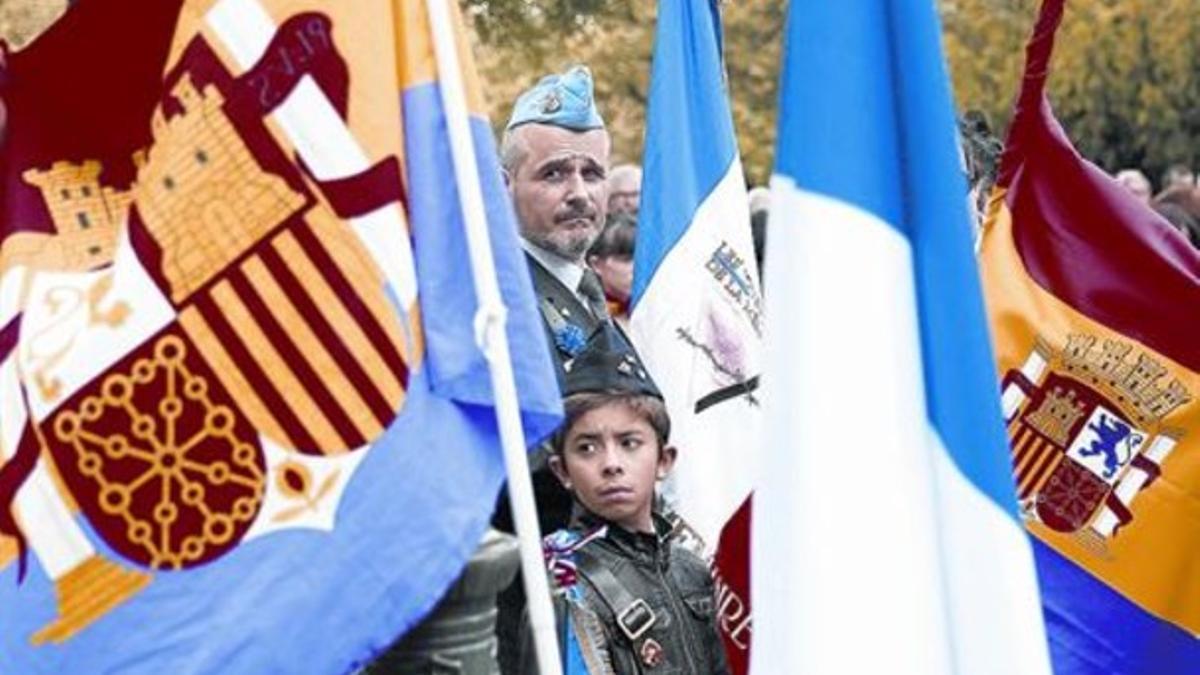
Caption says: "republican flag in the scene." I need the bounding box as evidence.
[630,1,762,671]
[981,1,1200,672]
[753,1,1051,673]
[0,0,561,672]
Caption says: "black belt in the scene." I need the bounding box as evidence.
[574,550,658,642]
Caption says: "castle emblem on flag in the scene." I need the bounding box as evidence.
[1,12,420,647]
[0,0,566,668]
[1001,334,1191,549]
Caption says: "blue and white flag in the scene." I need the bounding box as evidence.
[0,0,561,672]
[631,2,762,669]
[751,1,1052,673]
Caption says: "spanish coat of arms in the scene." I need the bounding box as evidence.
[1001,334,1191,548]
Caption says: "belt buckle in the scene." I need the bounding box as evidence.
[616,598,656,641]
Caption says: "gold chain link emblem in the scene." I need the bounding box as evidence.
[53,334,265,569]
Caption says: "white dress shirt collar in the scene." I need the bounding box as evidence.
[521,238,586,299]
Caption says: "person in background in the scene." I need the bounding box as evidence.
[1152,202,1200,247]
[607,163,642,217]
[1115,168,1153,204]
[747,185,770,216]
[750,209,768,280]
[587,213,636,329]
[1160,163,1196,193]
[747,186,770,278]
[1152,185,1200,248]
[958,110,1004,239]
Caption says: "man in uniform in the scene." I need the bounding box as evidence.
[494,66,615,674]
[496,65,615,537]
[501,66,613,375]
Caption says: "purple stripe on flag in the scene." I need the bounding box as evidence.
[1004,115,1200,372]
[0,316,19,364]
[997,0,1200,373]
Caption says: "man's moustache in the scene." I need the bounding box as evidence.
[555,210,596,223]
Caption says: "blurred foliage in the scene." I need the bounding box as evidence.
[467,0,784,184]
[5,0,1198,189]
[466,0,652,167]
[463,0,633,44]
[473,0,1200,189]
[943,0,1200,189]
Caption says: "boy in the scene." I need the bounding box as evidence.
[522,324,730,674]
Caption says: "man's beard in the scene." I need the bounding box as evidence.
[529,224,600,263]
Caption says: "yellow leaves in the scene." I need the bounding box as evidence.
[470,0,783,184]
[944,0,1200,183]
[6,0,1191,193]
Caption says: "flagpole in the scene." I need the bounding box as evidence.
[422,2,563,675]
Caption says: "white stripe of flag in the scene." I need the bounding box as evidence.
[631,1,762,667]
[752,1,1052,673]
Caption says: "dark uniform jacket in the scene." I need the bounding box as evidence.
[522,509,731,675]
[526,251,607,372]
[495,252,607,537]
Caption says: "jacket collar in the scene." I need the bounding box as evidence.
[522,238,586,298]
[571,504,673,565]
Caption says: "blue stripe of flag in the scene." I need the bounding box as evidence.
[402,84,564,445]
[631,0,738,307]
[777,0,1019,518]
[1033,538,1200,674]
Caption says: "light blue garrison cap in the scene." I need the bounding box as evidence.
[505,65,605,131]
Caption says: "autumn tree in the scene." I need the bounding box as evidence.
[466,0,784,185]
[5,1,1197,190]
[943,0,1200,189]
[472,0,1200,190]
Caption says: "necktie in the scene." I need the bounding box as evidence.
[578,269,610,321]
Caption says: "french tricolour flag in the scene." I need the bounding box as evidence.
[630,2,761,672]
[752,1,1052,673]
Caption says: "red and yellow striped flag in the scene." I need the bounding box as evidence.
[981,1,1200,671]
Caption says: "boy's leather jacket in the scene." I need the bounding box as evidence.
[522,508,731,675]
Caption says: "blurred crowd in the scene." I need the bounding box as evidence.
[1115,164,1200,246]
[958,108,1200,249]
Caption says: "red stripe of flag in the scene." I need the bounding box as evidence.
[1023,449,1058,500]
[258,244,396,428]
[0,316,20,364]
[291,222,410,388]
[226,266,366,450]
[194,291,319,452]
